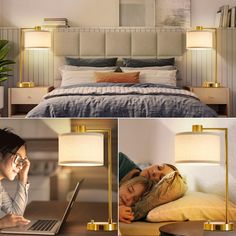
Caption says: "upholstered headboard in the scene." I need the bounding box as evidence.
[52,28,186,87]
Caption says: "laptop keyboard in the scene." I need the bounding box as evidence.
[29,220,58,231]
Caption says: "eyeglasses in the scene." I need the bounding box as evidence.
[12,154,27,168]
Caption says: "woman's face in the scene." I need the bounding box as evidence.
[0,145,27,181]
[140,164,173,181]
[119,182,145,207]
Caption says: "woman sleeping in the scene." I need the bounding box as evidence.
[119,152,188,223]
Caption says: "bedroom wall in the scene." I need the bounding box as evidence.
[1,0,236,27]
[0,0,119,27]
[191,0,236,27]
[119,119,236,203]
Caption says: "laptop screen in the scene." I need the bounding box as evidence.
[57,179,84,229]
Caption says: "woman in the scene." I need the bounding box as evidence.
[119,176,153,224]
[119,152,180,183]
[0,128,31,229]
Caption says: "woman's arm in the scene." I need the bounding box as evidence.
[0,181,29,216]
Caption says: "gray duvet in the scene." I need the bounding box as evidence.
[26,83,217,117]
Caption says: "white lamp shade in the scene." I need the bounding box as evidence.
[24,30,51,49]
[59,133,104,166]
[175,132,221,164]
[186,31,214,49]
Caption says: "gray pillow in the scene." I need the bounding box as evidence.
[66,57,118,67]
[123,58,175,67]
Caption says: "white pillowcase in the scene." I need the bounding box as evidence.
[60,66,116,87]
[146,191,236,222]
[122,68,177,86]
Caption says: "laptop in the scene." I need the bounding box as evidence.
[1,179,84,235]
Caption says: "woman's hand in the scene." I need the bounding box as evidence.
[18,158,30,184]
[119,205,134,224]
[0,214,30,229]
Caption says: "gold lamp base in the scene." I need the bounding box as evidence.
[202,81,221,88]
[87,220,117,231]
[17,81,35,88]
[204,221,234,231]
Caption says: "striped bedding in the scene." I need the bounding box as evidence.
[26,83,217,117]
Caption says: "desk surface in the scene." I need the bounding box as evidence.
[11,201,117,236]
[159,221,236,236]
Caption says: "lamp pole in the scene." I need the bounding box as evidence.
[75,125,117,231]
[192,125,232,231]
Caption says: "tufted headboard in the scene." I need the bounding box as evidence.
[52,27,186,87]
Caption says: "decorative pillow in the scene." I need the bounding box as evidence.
[60,69,115,87]
[121,68,177,86]
[123,58,175,67]
[132,171,187,220]
[66,57,118,67]
[95,72,140,83]
[146,191,236,222]
[120,66,176,71]
[60,65,117,71]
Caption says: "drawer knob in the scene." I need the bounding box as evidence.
[27,96,32,99]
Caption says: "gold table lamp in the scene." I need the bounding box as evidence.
[186,26,220,88]
[18,26,51,88]
[58,125,117,231]
[175,124,233,231]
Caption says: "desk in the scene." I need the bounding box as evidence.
[17,201,117,236]
[159,221,236,236]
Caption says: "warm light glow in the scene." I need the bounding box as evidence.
[175,132,221,164]
[186,30,214,49]
[58,133,104,166]
[24,30,51,49]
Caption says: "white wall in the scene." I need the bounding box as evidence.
[191,0,236,27]
[1,0,236,27]
[0,0,119,27]
[119,119,156,164]
[119,118,236,203]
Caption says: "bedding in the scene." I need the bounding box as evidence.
[26,83,217,118]
[121,69,177,86]
[147,191,236,222]
[95,72,140,83]
[123,58,175,67]
[60,68,115,87]
[66,57,118,67]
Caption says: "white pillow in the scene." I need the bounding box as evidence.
[146,191,236,222]
[60,67,115,87]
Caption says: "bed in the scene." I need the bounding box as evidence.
[119,191,236,236]
[26,29,217,118]
[26,83,217,117]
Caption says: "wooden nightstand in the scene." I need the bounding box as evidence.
[189,87,230,117]
[8,86,53,117]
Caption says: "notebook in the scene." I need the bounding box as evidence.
[1,179,84,235]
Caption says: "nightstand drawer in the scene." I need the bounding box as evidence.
[191,88,228,104]
[10,87,49,104]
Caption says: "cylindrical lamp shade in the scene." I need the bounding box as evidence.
[186,31,214,49]
[24,30,51,49]
[59,133,104,166]
[175,132,221,164]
